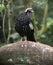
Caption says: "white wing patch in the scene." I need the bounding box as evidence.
[29,22,33,30]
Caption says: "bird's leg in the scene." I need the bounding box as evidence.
[22,36,27,41]
[21,36,27,41]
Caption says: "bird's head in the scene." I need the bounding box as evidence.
[25,8,34,16]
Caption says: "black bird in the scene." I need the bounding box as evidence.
[15,8,36,42]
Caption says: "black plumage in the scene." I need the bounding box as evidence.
[15,8,36,42]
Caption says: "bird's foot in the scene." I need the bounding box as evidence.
[20,37,27,41]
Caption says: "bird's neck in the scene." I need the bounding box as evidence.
[25,12,30,16]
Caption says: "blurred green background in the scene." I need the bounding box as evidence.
[0,0,53,46]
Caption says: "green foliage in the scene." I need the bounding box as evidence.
[40,24,53,46]
[9,33,21,43]
[0,42,6,47]
[47,18,53,28]
[0,4,5,12]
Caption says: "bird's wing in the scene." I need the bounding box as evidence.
[29,22,34,30]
